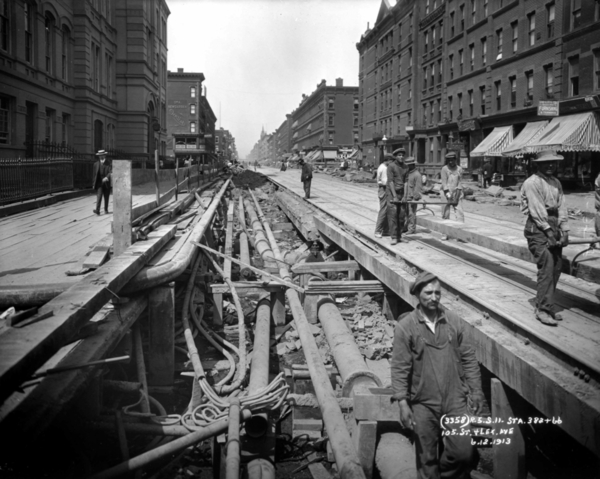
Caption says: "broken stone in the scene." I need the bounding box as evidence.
[276,343,288,355]
[295,339,303,350]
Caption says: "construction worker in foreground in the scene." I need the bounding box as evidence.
[403,156,423,235]
[391,271,484,479]
[520,150,569,326]
[387,147,408,245]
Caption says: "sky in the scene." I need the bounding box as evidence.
[167,0,383,158]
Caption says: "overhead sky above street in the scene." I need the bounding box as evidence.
[167,0,381,158]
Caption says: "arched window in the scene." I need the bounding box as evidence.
[24,2,35,64]
[62,26,70,81]
[94,119,104,153]
[45,13,55,74]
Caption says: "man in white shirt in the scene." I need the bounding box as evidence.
[374,154,393,238]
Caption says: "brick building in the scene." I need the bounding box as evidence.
[215,127,237,163]
[0,0,169,159]
[358,0,600,184]
[166,68,218,168]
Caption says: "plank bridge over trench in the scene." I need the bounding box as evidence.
[263,167,600,461]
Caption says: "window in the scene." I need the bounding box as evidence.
[545,64,554,97]
[398,21,402,45]
[62,113,70,145]
[92,43,101,92]
[409,13,413,35]
[431,63,435,86]
[495,80,502,110]
[511,21,518,54]
[407,111,412,125]
[525,71,533,104]
[480,86,486,114]
[354,98,359,110]
[45,14,55,74]
[426,0,430,15]
[510,77,517,107]
[329,133,333,145]
[190,121,196,133]
[0,96,10,144]
[190,104,196,115]
[595,50,600,90]
[450,11,455,36]
[449,54,454,79]
[469,44,474,70]
[106,54,113,98]
[61,27,70,81]
[425,30,429,52]
[481,37,487,66]
[408,79,412,102]
[458,93,463,117]
[596,0,600,21]
[468,90,473,116]
[328,97,334,109]
[460,4,465,32]
[438,59,443,83]
[329,115,334,126]
[471,0,476,24]
[459,49,464,75]
[448,96,453,120]
[484,0,488,16]
[353,114,358,127]
[438,99,442,122]
[569,56,579,96]
[547,3,555,37]
[432,27,436,47]
[423,103,427,126]
[45,108,55,142]
[1,0,10,52]
[24,3,34,63]
[496,29,503,60]
[528,12,536,46]
[423,67,428,89]
[438,21,443,44]
[191,86,196,98]
[409,47,412,68]
[572,0,581,29]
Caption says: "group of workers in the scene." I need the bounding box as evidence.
[375,148,464,244]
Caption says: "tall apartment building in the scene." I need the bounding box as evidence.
[273,115,292,161]
[0,0,169,159]
[166,68,216,166]
[215,127,237,163]
[358,0,600,184]
[290,78,359,160]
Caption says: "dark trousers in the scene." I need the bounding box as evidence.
[412,404,475,479]
[406,203,418,233]
[387,191,406,241]
[375,186,388,235]
[595,211,600,237]
[95,186,110,213]
[483,177,492,188]
[303,179,312,199]
[524,216,563,314]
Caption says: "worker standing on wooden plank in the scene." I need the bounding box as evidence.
[521,150,569,326]
[403,156,423,235]
[92,149,112,216]
[299,158,313,199]
[387,147,408,245]
[441,151,465,222]
[374,153,393,238]
[391,272,485,479]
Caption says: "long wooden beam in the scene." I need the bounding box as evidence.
[291,260,360,274]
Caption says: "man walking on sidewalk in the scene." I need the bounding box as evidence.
[374,154,393,238]
[299,158,313,199]
[521,150,569,326]
[403,157,423,234]
[387,147,408,245]
[441,152,464,222]
[92,150,112,215]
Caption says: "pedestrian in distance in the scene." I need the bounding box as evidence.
[441,151,465,222]
[403,156,423,234]
[374,153,393,238]
[387,147,408,245]
[391,271,485,479]
[521,150,569,326]
[299,158,313,199]
[254,160,258,171]
[482,159,493,188]
[92,149,112,215]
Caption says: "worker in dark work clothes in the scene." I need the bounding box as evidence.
[387,147,408,245]
[403,156,423,234]
[92,149,112,215]
[299,158,313,199]
[391,272,484,479]
[520,150,569,326]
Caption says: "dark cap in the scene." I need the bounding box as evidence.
[383,153,395,161]
[445,151,457,160]
[392,147,406,156]
[410,271,439,295]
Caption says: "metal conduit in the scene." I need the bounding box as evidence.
[239,232,252,279]
[243,199,277,269]
[248,190,366,479]
[225,398,242,479]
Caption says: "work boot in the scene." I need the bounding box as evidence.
[536,309,558,326]
[391,238,398,245]
[93,209,100,215]
[549,309,564,321]
[375,232,383,238]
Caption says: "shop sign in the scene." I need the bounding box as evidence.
[447,142,464,150]
[458,118,478,131]
[538,101,559,116]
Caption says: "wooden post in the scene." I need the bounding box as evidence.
[113,160,132,256]
[382,293,401,322]
[354,420,377,478]
[154,149,160,206]
[271,290,286,326]
[147,283,175,387]
[304,293,319,324]
[491,378,526,479]
[175,159,179,202]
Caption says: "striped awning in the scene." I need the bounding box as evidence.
[522,112,600,153]
[470,126,513,157]
[501,121,549,157]
[305,150,318,162]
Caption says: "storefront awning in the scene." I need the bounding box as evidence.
[501,121,549,157]
[322,150,338,160]
[521,112,600,153]
[304,151,318,162]
[290,154,299,161]
[348,149,360,159]
[470,126,513,157]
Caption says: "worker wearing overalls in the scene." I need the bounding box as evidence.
[520,150,569,326]
[387,148,408,245]
[391,272,484,479]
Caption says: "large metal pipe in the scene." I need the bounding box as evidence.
[248,190,365,479]
[375,432,416,479]
[88,409,252,479]
[243,199,277,269]
[317,298,382,397]
[225,398,241,479]
[239,232,252,279]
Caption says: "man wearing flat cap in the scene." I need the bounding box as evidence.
[387,147,408,244]
[299,157,313,199]
[521,150,569,326]
[391,271,484,479]
[441,151,465,222]
[374,153,393,238]
[403,156,423,234]
[92,149,111,215]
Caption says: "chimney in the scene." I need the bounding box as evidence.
[336,78,343,87]
[177,68,183,73]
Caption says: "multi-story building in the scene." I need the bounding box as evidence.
[215,127,237,163]
[290,78,359,161]
[273,116,292,161]
[0,0,169,159]
[358,0,600,184]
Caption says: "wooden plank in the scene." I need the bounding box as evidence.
[148,283,175,387]
[354,421,378,479]
[0,225,176,403]
[353,393,400,422]
[272,222,294,231]
[308,462,333,479]
[291,260,360,274]
[83,234,112,269]
[113,160,132,256]
[491,378,526,479]
[271,290,286,326]
[210,281,286,294]
[212,293,224,326]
